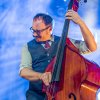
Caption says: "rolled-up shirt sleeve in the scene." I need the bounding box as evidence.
[19,44,32,73]
[70,38,91,54]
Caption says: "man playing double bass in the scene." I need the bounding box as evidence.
[19,10,97,100]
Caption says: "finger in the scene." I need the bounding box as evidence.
[48,72,52,83]
[66,16,72,20]
[43,77,49,86]
[67,10,75,15]
[41,73,49,85]
[66,12,73,17]
[45,72,51,83]
[67,9,74,12]
[42,73,47,79]
[43,79,49,86]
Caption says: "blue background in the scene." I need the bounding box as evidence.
[0,0,100,100]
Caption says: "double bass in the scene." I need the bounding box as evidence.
[43,0,100,100]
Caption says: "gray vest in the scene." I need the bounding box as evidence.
[27,35,60,92]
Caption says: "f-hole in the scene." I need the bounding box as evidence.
[68,93,76,100]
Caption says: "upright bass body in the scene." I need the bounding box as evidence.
[54,38,87,100]
[43,38,87,100]
[44,38,100,100]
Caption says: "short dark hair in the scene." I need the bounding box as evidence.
[33,13,53,26]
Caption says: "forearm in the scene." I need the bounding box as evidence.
[20,67,52,86]
[20,67,42,81]
[78,20,97,51]
[66,10,97,51]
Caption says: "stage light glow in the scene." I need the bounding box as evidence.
[96,88,100,100]
[64,0,67,2]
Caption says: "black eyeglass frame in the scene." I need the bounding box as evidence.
[30,25,51,34]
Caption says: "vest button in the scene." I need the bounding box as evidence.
[48,60,50,62]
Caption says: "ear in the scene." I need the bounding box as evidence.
[49,26,52,31]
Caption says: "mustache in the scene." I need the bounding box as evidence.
[32,33,41,38]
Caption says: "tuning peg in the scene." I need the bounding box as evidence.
[84,0,87,3]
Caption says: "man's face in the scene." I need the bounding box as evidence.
[32,18,52,42]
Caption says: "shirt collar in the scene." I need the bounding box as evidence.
[40,35,54,47]
[51,35,54,42]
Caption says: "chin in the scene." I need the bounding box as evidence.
[36,37,46,42]
[36,39,40,42]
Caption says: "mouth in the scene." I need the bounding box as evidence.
[33,34,41,38]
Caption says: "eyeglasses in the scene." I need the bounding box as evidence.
[30,25,50,34]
